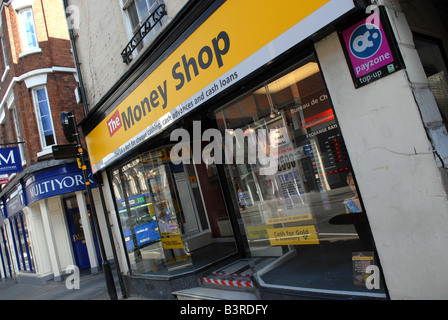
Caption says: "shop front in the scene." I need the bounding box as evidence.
[0,162,105,283]
[110,147,238,277]
[83,0,389,299]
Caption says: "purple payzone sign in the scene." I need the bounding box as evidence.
[342,12,398,86]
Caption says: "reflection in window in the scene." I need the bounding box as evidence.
[112,147,236,276]
[215,55,385,295]
[414,36,448,129]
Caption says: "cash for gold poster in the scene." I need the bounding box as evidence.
[267,225,319,246]
[160,232,184,249]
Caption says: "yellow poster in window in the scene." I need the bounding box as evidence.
[247,224,273,240]
[160,232,184,249]
[267,225,319,246]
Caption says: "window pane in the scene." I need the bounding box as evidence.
[38,101,50,117]
[215,55,385,295]
[112,147,237,276]
[128,3,140,30]
[44,134,55,147]
[41,115,53,132]
[36,88,47,101]
[414,36,448,128]
[34,88,55,148]
[136,0,149,19]
[19,9,38,50]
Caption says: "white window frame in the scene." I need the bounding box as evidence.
[121,0,166,59]
[32,86,57,151]
[1,37,9,82]
[11,106,26,166]
[17,7,41,57]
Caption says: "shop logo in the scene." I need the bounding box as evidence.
[349,23,383,59]
[0,147,23,174]
[107,110,123,137]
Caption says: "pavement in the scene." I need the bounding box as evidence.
[0,269,143,301]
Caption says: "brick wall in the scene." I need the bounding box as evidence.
[0,0,81,171]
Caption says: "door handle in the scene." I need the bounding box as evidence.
[72,234,79,242]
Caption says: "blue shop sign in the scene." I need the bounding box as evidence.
[24,163,97,205]
[0,147,23,175]
[5,193,25,218]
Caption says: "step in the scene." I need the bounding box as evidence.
[211,259,255,277]
[173,287,258,300]
[200,273,254,289]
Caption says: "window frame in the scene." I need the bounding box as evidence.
[17,7,39,54]
[1,36,9,79]
[12,106,25,165]
[32,86,57,150]
[122,0,167,60]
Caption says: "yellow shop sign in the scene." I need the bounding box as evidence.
[86,0,355,172]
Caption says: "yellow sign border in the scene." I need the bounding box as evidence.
[86,0,355,172]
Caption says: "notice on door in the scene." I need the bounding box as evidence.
[267,225,319,246]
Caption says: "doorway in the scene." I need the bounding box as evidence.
[64,197,101,270]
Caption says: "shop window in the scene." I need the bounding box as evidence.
[111,147,237,276]
[215,55,386,296]
[414,35,448,129]
[9,213,34,273]
[0,227,13,278]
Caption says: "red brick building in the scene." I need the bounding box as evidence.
[0,0,105,284]
[0,0,82,164]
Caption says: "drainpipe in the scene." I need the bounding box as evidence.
[63,0,89,115]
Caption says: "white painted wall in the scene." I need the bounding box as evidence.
[48,196,75,271]
[315,16,448,299]
[68,0,188,108]
[91,188,114,261]
[25,205,52,277]
[100,170,130,275]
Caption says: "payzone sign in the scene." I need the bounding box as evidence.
[341,10,403,88]
[0,147,23,175]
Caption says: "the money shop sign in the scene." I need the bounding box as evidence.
[86,0,356,173]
